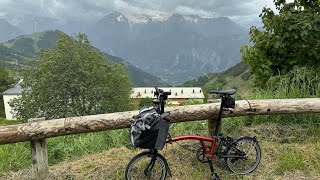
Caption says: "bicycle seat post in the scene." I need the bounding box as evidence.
[214,95,225,136]
[209,89,236,136]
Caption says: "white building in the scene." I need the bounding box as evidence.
[131,87,205,106]
[2,83,22,120]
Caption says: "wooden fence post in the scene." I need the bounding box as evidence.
[28,118,48,179]
[208,118,220,137]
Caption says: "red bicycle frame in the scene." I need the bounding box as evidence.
[166,135,218,160]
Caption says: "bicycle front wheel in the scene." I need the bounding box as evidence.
[225,137,261,174]
[125,151,168,180]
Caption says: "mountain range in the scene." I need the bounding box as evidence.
[1,14,88,36]
[88,12,250,84]
[0,30,166,87]
[0,19,24,42]
[0,12,250,84]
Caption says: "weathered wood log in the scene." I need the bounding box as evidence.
[0,98,320,145]
[29,118,48,179]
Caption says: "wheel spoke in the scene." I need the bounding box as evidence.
[126,152,167,180]
[226,138,261,174]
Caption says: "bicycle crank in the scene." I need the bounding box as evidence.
[196,147,210,163]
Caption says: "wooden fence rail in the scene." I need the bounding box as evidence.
[1,98,320,179]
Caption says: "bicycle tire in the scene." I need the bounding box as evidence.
[125,151,168,180]
[225,137,261,174]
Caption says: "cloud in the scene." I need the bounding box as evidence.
[0,0,287,27]
[174,6,215,17]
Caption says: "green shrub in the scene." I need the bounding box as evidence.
[139,97,154,108]
[242,67,320,125]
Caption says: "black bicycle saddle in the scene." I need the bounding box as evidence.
[209,89,236,95]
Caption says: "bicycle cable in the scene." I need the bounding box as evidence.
[245,99,252,111]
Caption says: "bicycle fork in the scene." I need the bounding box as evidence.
[144,150,172,178]
[144,154,157,177]
[208,159,220,180]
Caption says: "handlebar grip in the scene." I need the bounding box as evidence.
[163,92,171,96]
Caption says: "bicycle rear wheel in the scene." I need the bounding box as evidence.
[225,137,261,174]
[125,151,168,180]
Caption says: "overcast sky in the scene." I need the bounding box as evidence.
[0,0,291,27]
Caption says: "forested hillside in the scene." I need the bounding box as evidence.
[0,30,166,86]
[0,44,26,70]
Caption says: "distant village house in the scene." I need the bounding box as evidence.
[131,87,205,106]
[2,82,22,120]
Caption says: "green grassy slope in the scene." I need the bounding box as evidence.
[2,30,60,57]
[181,61,253,97]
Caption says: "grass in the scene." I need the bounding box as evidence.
[47,129,131,165]
[0,143,30,173]
[276,148,306,174]
[0,118,25,126]
[0,128,131,174]
[1,122,319,179]
[0,110,319,177]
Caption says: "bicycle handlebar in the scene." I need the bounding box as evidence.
[163,92,171,96]
[153,87,171,114]
[154,87,171,97]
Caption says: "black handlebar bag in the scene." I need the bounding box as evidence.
[129,107,169,150]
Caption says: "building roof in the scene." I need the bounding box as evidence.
[131,87,205,99]
[2,83,23,95]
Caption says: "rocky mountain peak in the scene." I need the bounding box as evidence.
[0,19,23,42]
[168,13,185,22]
[100,12,129,24]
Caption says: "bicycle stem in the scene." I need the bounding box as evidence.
[160,97,164,114]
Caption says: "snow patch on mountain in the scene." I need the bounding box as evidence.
[124,12,170,26]
[183,15,200,23]
[126,15,149,27]
[106,12,207,26]
[117,15,124,22]
[1,14,24,26]
[149,14,169,22]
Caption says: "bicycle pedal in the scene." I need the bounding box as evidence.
[211,173,220,180]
